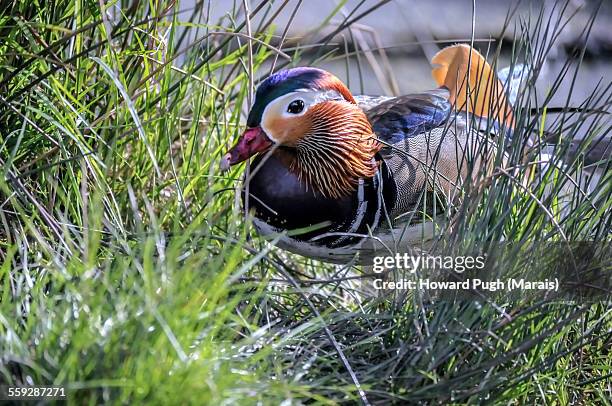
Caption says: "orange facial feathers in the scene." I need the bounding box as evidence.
[432,44,514,128]
[289,101,380,198]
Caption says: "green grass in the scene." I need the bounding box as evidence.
[0,0,610,404]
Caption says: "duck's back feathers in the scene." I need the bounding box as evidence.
[365,88,451,143]
[377,114,473,222]
[358,89,486,222]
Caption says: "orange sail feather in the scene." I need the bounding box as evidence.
[432,44,514,128]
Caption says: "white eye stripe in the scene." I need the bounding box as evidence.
[269,90,343,118]
[260,89,345,143]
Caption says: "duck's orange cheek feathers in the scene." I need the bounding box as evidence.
[263,114,311,146]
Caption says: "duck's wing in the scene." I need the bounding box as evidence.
[361,45,513,226]
[365,90,495,224]
[364,88,452,144]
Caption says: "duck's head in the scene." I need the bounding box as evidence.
[221,67,380,198]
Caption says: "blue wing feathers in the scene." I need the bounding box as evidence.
[365,88,451,144]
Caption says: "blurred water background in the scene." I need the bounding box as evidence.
[177,0,610,101]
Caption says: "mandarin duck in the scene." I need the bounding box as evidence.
[221,45,515,264]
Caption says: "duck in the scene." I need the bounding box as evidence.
[220,44,515,264]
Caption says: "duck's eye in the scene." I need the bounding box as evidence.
[287,99,305,114]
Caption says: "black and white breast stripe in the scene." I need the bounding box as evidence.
[246,153,397,250]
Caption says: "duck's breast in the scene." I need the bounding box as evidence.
[245,151,386,247]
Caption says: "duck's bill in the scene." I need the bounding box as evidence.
[220,126,273,171]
